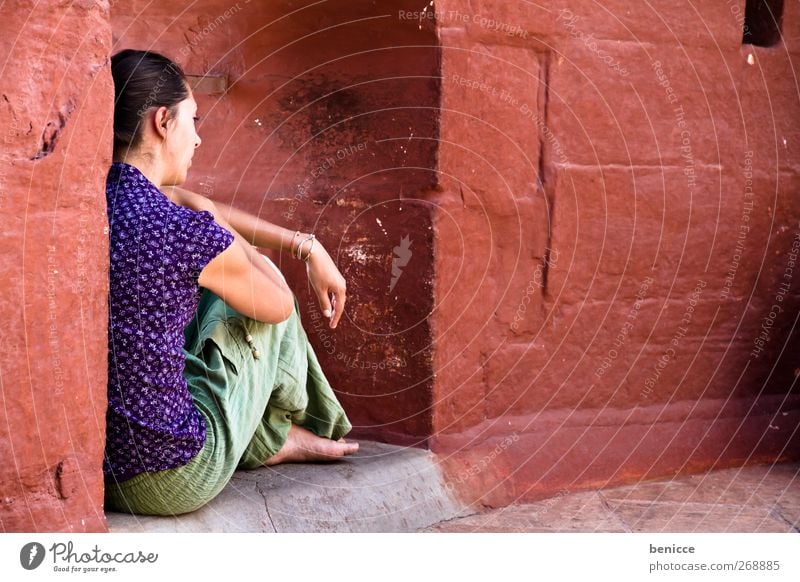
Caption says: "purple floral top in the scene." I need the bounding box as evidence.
[104,162,234,482]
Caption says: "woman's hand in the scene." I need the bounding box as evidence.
[305,241,347,329]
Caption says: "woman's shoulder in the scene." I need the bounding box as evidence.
[163,185,217,215]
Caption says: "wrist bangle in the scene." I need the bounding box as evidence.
[289,230,301,255]
[296,234,315,261]
[303,236,316,262]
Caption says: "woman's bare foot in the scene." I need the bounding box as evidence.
[264,424,359,466]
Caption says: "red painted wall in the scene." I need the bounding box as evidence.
[110,0,441,445]
[3,1,799,530]
[431,0,800,506]
[0,1,112,531]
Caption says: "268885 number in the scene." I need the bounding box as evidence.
[736,560,780,571]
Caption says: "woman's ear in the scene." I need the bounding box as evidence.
[153,105,170,139]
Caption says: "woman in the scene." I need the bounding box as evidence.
[104,49,358,516]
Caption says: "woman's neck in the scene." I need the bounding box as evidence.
[113,152,165,189]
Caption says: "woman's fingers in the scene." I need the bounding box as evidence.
[330,285,346,328]
[315,284,333,319]
[305,244,347,328]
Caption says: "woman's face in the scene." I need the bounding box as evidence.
[160,89,202,186]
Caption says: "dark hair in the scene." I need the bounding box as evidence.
[111,49,189,156]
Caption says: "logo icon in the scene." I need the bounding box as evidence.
[389,235,413,293]
[20,542,46,570]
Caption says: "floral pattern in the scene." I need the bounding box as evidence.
[104,162,234,482]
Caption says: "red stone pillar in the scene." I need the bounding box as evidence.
[0,1,112,532]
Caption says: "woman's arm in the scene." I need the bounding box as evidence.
[165,185,347,329]
[174,192,291,312]
[164,186,299,250]
[199,234,295,325]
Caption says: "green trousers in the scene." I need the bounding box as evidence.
[104,256,352,516]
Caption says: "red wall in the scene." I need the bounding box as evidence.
[3,1,799,530]
[431,0,800,505]
[111,0,441,445]
[0,1,112,531]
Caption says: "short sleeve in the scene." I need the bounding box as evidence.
[174,208,235,279]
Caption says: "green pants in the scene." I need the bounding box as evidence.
[104,256,352,516]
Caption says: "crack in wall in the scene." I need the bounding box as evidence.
[30,99,75,161]
[535,51,555,302]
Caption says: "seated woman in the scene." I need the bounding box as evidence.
[104,49,358,516]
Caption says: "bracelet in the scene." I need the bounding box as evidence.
[289,230,301,256]
[302,236,316,263]
[294,235,306,260]
[296,234,315,261]
[299,234,315,261]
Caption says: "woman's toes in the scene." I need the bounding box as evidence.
[324,439,358,458]
[341,441,359,455]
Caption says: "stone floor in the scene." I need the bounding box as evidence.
[108,449,799,533]
[423,461,800,532]
[107,440,464,533]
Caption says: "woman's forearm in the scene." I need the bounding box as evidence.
[164,185,348,328]
[214,200,305,254]
[166,186,309,254]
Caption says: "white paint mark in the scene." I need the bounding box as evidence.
[344,245,369,264]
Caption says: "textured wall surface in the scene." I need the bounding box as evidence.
[111,0,441,445]
[430,0,800,506]
[0,1,113,531]
[3,0,799,531]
